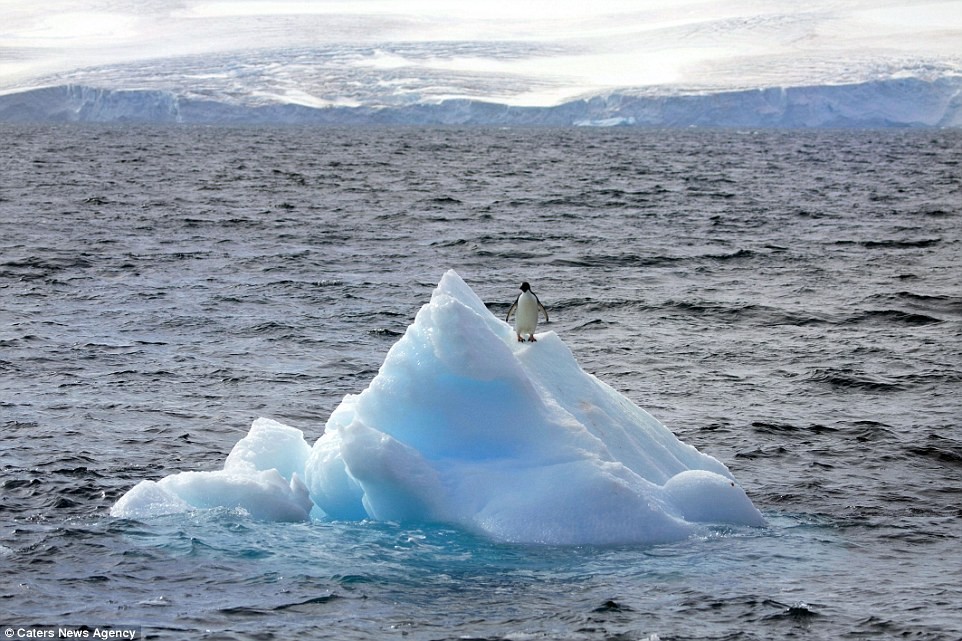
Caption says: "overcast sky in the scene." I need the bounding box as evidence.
[2,0,960,103]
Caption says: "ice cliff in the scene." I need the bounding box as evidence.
[3,77,960,127]
[112,270,765,545]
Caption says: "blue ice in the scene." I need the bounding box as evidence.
[112,270,765,545]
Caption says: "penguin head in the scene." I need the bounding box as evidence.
[519,282,531,292]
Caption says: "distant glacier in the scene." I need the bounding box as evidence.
[1,77,960,127]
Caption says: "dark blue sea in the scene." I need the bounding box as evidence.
[1,125,960,640]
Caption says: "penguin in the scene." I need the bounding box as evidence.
[505,281,548,342]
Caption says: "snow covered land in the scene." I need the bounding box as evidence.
[1,0,960,126]
[1,77,960,126]
[112,271,765,545]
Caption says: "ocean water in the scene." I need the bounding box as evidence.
[1,125,960,640]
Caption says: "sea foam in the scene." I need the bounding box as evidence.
[112,270,765,544]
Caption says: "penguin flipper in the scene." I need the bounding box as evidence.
[534,294,548,323]
[505,298,518,322]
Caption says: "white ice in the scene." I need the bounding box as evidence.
[3,1,961,106]
[111,270,765,545]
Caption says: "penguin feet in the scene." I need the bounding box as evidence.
[528,335,537,342]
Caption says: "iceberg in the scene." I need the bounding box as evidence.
[112,270,764,545]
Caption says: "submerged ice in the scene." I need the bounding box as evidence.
[112,270,765,545]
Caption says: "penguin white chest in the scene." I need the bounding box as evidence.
[515,291,540,336]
